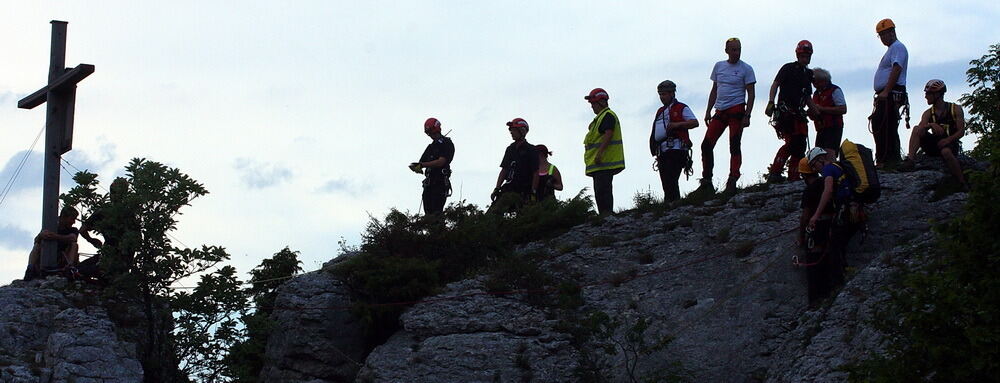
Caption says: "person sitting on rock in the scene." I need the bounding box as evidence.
[24,205,81,281]
[900,79,968,189]
[78,177,133,279]
[797,157,841,307]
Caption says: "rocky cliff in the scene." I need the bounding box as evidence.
[0,278,144,383]
[261,163,969,382]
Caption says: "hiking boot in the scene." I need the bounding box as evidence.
[898,158,916,172]
[766,172,785,184]
[724,176,739,193]
[697,178,715,192]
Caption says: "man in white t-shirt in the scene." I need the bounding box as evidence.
[702,37,756,192]
[870,18,909,167]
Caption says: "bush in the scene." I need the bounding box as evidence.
[332,193,596,348]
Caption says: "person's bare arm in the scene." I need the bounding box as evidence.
[766,80,779,116]
[421,157,448,168]
[669,119,699,130]
[552,168,564,191]
[79,222,103,248]
[495,169,508,189]
[744,83,756,127]
[810,177,834,226]
[705,82,718,126]
[947,106,967,144]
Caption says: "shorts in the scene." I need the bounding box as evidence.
[815,126,843,149]
[920,133,960,156]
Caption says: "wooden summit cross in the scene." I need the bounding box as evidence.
[18,21,95,269]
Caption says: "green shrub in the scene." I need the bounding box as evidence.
[332,194,596,348]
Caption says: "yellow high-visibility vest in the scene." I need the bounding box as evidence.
[583,107,625,175]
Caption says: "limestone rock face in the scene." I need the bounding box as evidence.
[356,279,580,382]
[259,268,367,383]
[0,279,143,383]
[265,169,970,382]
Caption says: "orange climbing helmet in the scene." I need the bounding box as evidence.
[876,18,895,33]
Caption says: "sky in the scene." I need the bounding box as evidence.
[1,1,997,285]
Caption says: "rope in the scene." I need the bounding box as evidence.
[0,125,45,214]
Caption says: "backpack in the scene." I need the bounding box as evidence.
[837,139,881,204]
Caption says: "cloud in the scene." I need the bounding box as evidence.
[0,144,117,198]
[232,158,293,189]
[0,151,45,195]
[317,178,371,197]
[0,224,33,250]
[0,91,15,107]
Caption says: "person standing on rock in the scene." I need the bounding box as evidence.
[24,205,81,281]
[797,157,841,306]
[701,37,756,193]
[765,40,814,183]
[583,88,625,215]
[808,68,848,156]
[534,145,563,202]
[900,79,968,189]
[807,148,856,295]
[649,80,699,202]
[490,118,538,213]
[410,117,455,215]
[870,18,909,167]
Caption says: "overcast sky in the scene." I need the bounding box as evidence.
[2,1,997,285]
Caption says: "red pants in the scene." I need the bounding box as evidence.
[770,133,808,181]
[701,104,745,179]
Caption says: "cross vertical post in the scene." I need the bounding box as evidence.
[40,21,68,269]
[18,20,94,270]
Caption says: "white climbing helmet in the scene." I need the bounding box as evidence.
[806,147,828,163]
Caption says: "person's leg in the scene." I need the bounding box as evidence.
[66,243,79,266]
[827,126,843,156]
[663,151,685,202]
[871,98,890,165]
[787,134,808,181]
[806,250,825,306]
[769,136,791,178]
[28,243,41,267]
[592,171,614,215]
[886,98,902,165]
[906,126,927,160]
[727,116,744,188]
[939,147,967,185]
[656,154,671,198]
[701,117,726,182]
[422,184,447,215]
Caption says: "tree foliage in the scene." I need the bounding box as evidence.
[959,43,1000,159]
[224,247,303,382]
